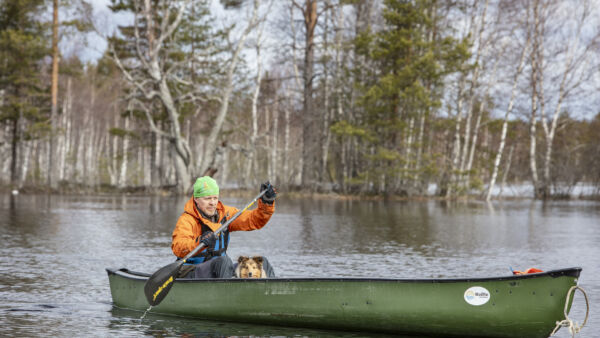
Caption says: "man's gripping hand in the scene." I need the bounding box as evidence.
[260,181,277,205]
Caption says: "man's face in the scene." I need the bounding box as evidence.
[195,195,219,216]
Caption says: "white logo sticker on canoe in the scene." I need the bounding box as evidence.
[464,286,490,306]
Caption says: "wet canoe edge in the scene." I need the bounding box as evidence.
[106,266,581,283]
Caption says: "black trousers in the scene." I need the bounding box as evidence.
[181,255,276,279]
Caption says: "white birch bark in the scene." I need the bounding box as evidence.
[155,130,162,187]
[62,78,73,182]
[447,76,466,197]
[108,114,119,186]
[19,140,32,188]
[57,77,70,183]
[459,0,489,179]
[0,124,10,180]
[485,35,530,201]
[539,28,574,196]
[403,117,414,185]
[283,87,292,183]
[75,127,85,183]
[498,144,514,198]
[414,112,425,190]
[533,0,595,197]
[144,140,151,186]
[86,127,95,185]
[105,133,115,185]
[466,52,502,185]
[529,0,542,195]
[118,114,129,188]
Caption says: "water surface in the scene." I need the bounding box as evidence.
[1,194,597,337]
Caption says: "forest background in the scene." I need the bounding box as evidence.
[1,0,599,200]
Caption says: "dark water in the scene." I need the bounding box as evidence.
[1,194,597,337]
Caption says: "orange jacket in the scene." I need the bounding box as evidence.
[171,197,274,258]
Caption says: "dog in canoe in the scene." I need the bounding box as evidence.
[235,256,266,278]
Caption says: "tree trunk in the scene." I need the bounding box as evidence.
[245,27,263,186]
[10,114,19,187]
[498,144,514,198]
[300,0,319,189]
[321,5,331,184]
[270,100,279,182]
[529,0,542,198]
[57,77,68,184]
[118,114,129,188]
[459,0,489,189]
[48,0,59,189]
[466,55,501,184]
[403,116,414,189]
[108,113,118,186]
[283,88,292,184]
[485,35,530,201]
[447,75,466,197]
[20,139,33,188]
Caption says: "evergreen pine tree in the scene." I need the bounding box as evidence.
[0,0,50,186]
[339,0,469,194]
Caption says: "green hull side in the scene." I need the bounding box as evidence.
[107,268,580,337]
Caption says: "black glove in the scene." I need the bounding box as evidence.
[260,181,277,204]
[199,231,216,249]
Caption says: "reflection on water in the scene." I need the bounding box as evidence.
[110,307,399,337]
[1,194,598,337]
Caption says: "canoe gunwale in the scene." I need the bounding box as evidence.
[106,266,581,283]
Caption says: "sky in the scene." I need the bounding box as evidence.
[72,0,260,64]
[68,0,132,63]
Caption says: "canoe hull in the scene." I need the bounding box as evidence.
[107,267,580,337]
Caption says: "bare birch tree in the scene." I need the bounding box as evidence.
[109,0,263,193]
[528,0,600,198]
[485,33,531,201]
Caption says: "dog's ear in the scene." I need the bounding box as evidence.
[253,256,263,264]
[238,256,248,264]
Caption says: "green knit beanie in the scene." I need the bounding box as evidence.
[193,176,219,197]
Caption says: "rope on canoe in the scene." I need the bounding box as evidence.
[550,285,589,337]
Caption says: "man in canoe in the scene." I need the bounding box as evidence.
[171,176,277,278]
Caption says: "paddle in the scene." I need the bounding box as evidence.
[143,189,268,306]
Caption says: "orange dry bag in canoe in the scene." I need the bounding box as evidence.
[512,268,543,275]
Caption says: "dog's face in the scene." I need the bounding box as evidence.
[237,256,264,278]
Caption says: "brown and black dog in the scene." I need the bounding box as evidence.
[235,256,266,278]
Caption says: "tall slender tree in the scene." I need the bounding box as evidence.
[48,0,59,189]
[0,0,49,188]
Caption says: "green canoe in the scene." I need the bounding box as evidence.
[106,267,581,337]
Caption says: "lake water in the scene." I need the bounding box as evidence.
[1,194,598,337]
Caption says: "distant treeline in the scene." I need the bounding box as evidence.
[1,0,599,199]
